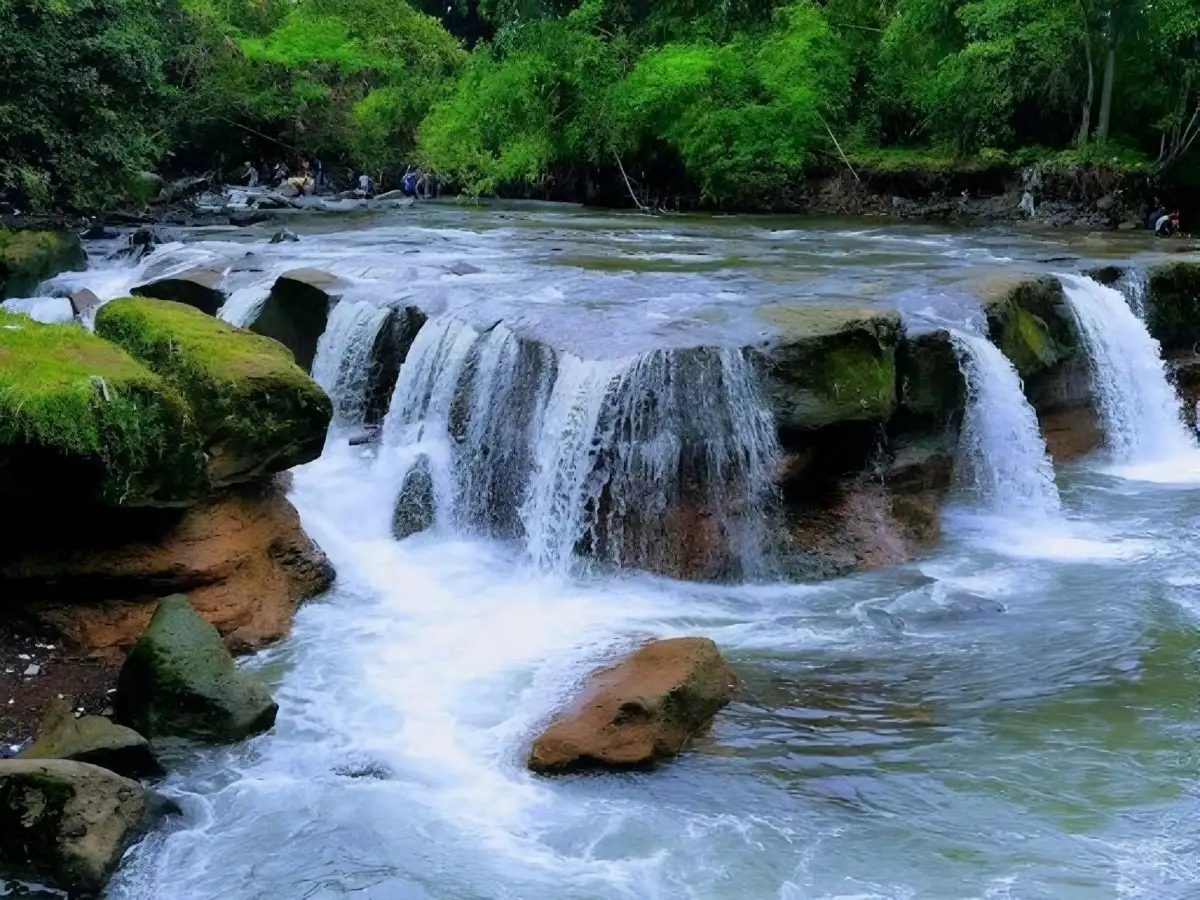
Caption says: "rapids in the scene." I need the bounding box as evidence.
[13,207,1200,899]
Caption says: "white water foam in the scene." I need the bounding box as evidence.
[1059,274,1200,481]
[311,299,392,426]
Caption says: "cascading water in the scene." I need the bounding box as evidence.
[949,329,1061,519]
[218,286,271,328]
[378,315,781,579]
[1115,268,1149,319]
[1059,273,1195,463]
[310,299,392,426]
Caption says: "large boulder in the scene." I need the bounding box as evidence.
[974,275,1076,380]
[95,297,332,486]
[3,479,334,658]
[1146,261,1200,351]
[0,229,86,300]
[250,269,345,371]
[528,637,738,774]
[0,311,207,509]
[895,329,965,428]
[19,698,160,779]
[755,305,900,435]
[114,594,279,742]
[0,759,159,896]
[131,266,226,316]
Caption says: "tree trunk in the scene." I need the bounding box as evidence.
[1096,28,1117,142]
[1078,31,1095,146]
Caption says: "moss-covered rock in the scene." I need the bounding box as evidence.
[896,329,965,425]
[131,266,226,316]
[0,229,86,300]
[970,275,1076,379]
[250,269,344,371]
[114,594,278,742]
[1147,261,1200,350]
[756,305,900,432]
[0,758,156,896]
[0,311,207,508]
[95,297,332,486]
[19,698,160,779]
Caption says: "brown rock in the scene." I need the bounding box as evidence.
[528,637,738,774]
[1039,405,1103,462]
[1,478,334,660]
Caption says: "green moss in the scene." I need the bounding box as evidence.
[1147,261,1200,350]
[0,311,206,506]
[970,275,1074,379]
[0,229,86,299]
[95,298,332,484]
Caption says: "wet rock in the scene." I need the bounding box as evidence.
[972,275,1076,380]
[0,310,207,509]
[115,594,279,742]
[229,211,274,227]
[373,190,407,201]
[270,228,300,244]
[1038,403,1103,462]
[393,455,436,539]
[81,224,119,241]
[755,305,900,433]
[0,758,160,896]
[528,637,738,773]
[96,297,332,486]
[131,266,226,316]
[0,229,86,300]
[445,261,483,276]
[68,288,102,319]
[896,329,965,427]
[4,479,335,659]
[365,305,428,424]
[249,268,345,371]
[19,698,160,779]
[1147,261,1200,351]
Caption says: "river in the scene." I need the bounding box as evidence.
[22,205,1200,898]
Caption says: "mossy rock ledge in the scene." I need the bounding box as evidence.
[0,311,207,509]
[754,305,901,433]
[0,229,86,300]
[114,594,279,742]
[969,274,1077,380]
[95,297,332,487]
[1147,261,1200,351]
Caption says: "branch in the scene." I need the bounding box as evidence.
[612,150,649,212]
[816,113,859,183]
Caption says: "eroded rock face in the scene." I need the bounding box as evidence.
[0,311,207,510]
[131,266,226,316]
[115,594,279,743]
[250,268,345,371]
[19,697,160,779]
[528,637,738,773]
[0,229,85,300]
[96,297,332,486]
[0,758,154,896]
[1147,261,1200,351]
[756,305,900,434]
[393,454,436,539]
[2,479,334,658]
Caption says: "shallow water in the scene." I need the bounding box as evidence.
[16,206,1200,899]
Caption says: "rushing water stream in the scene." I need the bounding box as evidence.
[13,208,1200,899]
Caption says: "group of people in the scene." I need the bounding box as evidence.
[243,157,326,194]
[1148,204,1181,237]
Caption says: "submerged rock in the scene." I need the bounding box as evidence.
[393,454,436,539]
[19,697,160,779]
[1147,261,1200,351]
[528,637,738,773]
[0,758,161,895]
[95,297,332,486]
[756,305,900,433]
[270,228,300,244]
[115,594,279,742]
[0,229,86,300]
[131,266,226,316]
[250,268,345,371]
[0,311,207,509]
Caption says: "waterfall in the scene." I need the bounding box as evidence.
[218,285,270,327]
[378,315,780,578]
[1115,268,1148,319]
[310,299,392,426]
[1059,274,1194,462]
[950,329,1061,519]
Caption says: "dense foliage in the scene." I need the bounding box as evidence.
[2,0,1199,208]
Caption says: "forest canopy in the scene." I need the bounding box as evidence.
[2,0,1198,208]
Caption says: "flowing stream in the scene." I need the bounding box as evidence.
[19,210,1200,899]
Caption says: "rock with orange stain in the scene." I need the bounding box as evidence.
[528,637,738,774]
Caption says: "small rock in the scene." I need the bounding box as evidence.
[20,698,161,779]
[24,664,40,676]
[269,228,300,244]
[393,454,436,539]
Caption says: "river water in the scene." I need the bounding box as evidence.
[16,205,1200,899]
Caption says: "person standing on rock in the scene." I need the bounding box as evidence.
[245,162,259,188]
